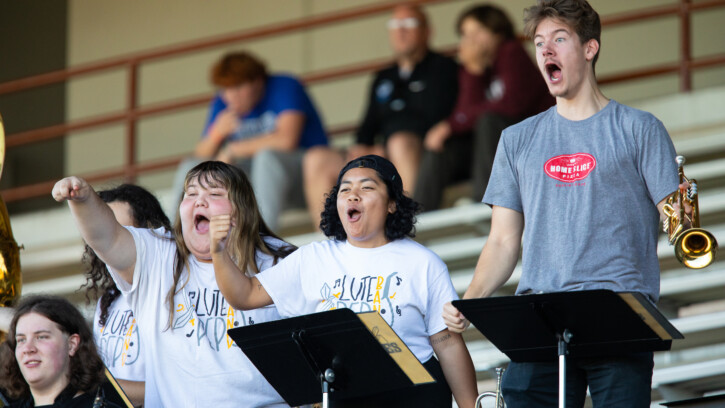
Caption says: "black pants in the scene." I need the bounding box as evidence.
[502,352,654,408]
[415,113,519,211]
[329,356,451,408]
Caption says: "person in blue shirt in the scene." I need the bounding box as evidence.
[172,51,328,230]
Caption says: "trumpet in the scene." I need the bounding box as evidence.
[475,367,505,408]
[662,155,718,269]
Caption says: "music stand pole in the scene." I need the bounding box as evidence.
[321,369,335,408]
[558,329,572,408]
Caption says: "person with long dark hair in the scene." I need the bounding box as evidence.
[80,184,171,407]
[0,295,122,407]
[212,155,478,407]
[52,161,295,407]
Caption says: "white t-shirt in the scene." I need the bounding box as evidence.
[256,238,457,363]
[93,295,144,381]
[109,227,288,408]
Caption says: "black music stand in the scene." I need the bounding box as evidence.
[227,308,434,408]
[454,290,684,408]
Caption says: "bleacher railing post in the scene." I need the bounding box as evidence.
[126,62,139,183]
[679,0,692,92]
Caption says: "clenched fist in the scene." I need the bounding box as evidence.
[52,176,93,203]
[210,214,234,255]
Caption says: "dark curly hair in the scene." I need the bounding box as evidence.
[80,184,171,327]
[0,295,106,400]
[320,163,421,242]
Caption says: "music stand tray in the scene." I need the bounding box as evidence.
[227,308,434,407]
[454,290,684,408]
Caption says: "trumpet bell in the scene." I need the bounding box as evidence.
[674,228,718,269]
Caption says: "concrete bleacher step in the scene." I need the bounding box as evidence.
[659,267,725,308]
[673,127,725,159]
[653,352,725,392]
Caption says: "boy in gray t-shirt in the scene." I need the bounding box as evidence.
[443,1,680,407]
[485,100,676,303]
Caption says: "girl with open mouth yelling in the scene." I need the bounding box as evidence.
[212,155,478,408]
[52,161,295,408]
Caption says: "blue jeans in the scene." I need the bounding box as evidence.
[501,352,654,408]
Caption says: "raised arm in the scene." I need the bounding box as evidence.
[52,177,136,284]
[443,205,524,333]
[430,329,478,408]
[209,214,273,310]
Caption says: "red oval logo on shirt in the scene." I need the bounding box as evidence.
[544,153,597,182]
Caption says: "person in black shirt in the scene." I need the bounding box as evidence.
[350,4,458,194]
[0,295,121,408]
[303,4,458,227]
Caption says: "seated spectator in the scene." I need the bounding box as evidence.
[172,51,328,231]
[0,295,122,407]
[415,4,554,211]
[80,184,172,407]
[303,3,458,227]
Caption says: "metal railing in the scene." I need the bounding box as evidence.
[1,0,724,202]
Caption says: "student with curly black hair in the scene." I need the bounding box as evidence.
[211,155,478,407]
[0,295,122,407]
[80,184,171,407]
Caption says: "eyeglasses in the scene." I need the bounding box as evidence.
[387,17,420,30]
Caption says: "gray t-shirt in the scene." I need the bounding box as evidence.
[483,100,678,302]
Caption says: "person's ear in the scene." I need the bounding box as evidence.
[584,38,599,62]
[388,200,397,214]
[67,334,80,357]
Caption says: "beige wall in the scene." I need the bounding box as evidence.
[64,0,725,188]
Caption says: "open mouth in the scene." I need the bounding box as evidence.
[545,62,562,83]
[347,208,362,222]
[194,214,210,233]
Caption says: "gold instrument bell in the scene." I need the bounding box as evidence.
[663,155,718,269]
[0,114,22,308]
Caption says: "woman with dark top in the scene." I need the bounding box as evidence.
[0,295,122,408]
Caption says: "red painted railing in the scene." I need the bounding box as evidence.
[1,0,724,202]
